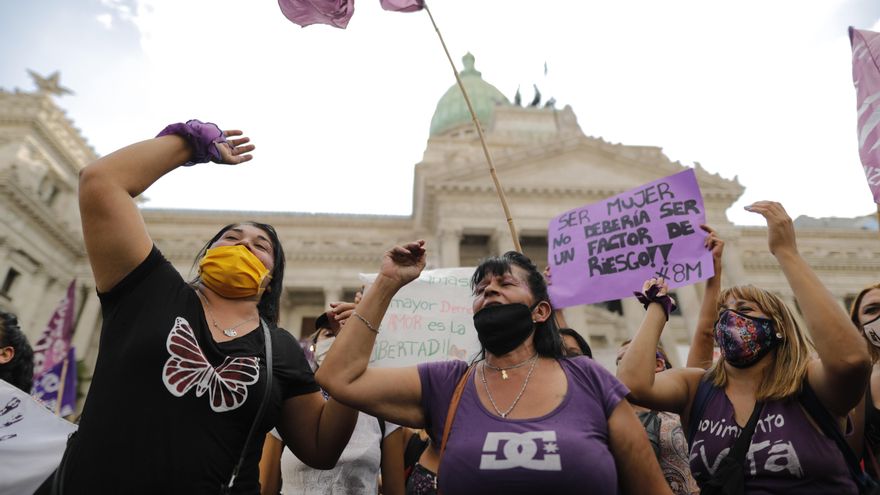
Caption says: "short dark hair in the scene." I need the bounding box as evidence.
[0,312,34,393]
[193,222,286,326]
[559,327,592,358]
[470,251,563,359]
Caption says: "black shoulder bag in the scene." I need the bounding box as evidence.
[220,318,274,495]
[799,380,880,495]
[696,401,765,495]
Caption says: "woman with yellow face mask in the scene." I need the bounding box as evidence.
[48,120,358,494]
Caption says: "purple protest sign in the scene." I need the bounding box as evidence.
[547,169,714,308]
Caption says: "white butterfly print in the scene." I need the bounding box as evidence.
[162,317,260,412]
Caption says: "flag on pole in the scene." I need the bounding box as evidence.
[849,27,880,203]
[31,346,77,417]
[278,0,422,29]
[31,280,76,377]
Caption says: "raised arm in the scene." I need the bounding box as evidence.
[79,122,252,291]
[617,279,703,415]
[747,201,871,417]
[316,240,428,428]
[687,225,723,369]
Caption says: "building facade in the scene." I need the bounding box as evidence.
[2,61,879,404]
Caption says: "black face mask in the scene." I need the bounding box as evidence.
[473,303,536,356]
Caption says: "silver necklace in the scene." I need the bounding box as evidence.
[480,354,539,419]
[196,289,257,338]
[483,352,538,380]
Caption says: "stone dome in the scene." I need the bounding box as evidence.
[429,53,510,136]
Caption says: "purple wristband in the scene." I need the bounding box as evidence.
[633,284,677,320]
[156,119,226,166]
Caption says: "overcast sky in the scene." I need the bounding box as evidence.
[3,0,880,226]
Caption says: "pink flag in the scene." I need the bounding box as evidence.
[278,0,355,29]
[31,281,76,376]
[379,0,423,13]
[850,27,880,203]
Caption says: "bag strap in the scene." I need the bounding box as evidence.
[436,364,475,489]
[221,319,274,495]
[687,377,716,447]
[799,379,876,489]
[728,400,765,463]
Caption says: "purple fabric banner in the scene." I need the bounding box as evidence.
[32,347,77,417]
[850,27,880,204]
[547,169,714,308]
[32,280,75,377]
[278,0,355,29]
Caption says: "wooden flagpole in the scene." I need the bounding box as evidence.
[423,2,522,253]
[54,356,70,416]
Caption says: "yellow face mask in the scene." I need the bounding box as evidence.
[198,245,271,299]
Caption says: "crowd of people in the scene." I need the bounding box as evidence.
[1,119,878,494]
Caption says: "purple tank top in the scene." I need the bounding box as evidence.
[689,386,857,494]
[418,357,628,495]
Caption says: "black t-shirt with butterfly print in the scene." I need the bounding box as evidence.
[60,247,319,494]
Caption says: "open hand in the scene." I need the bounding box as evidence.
[328,301,357,328]
[379,240,427,288]
[214,130,255,165]
[745,201,797,257]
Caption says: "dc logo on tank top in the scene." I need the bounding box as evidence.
[479,431,562,471]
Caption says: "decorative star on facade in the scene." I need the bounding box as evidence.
[26,70,74,97]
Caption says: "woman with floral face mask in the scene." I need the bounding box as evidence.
[316,242,673,495]
[51,120,358,494]
[618,201,872,494]
[848,283,880,477]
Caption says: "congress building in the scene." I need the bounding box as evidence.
[2,57,879,408]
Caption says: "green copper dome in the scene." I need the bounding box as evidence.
[429,53,510,136]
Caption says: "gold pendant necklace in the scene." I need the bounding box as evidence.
[480,354,539,418]
[483,352,538,380]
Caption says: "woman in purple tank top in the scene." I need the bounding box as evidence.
[618,201,871,494]
[316,240,672,494]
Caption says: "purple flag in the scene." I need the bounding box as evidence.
[850,27,880,204]
[547,169,714,308]
[32,347,77,416]
[31,281,76,376]
[278,0,355,29]
[380,0,423,12]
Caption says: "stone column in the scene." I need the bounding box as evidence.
[621,298,644,338]
[438,228,462,268]
[323,286,343,307]
[493,228,517,255]
[674,284,701,342]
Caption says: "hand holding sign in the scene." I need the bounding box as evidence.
[701,225,725,276]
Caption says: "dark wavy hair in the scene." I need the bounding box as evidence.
[192,222,286,326]
[0,312,34,393]
[470,251,563,359]
[559,327,592,358]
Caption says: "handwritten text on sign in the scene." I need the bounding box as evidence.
[547,169,714,308]
[360,267,480,368]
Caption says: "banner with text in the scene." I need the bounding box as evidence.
[547,168,714,307]
[0,379,77,495]
[360,267,479,367]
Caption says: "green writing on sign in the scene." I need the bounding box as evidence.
[370,338,452,362]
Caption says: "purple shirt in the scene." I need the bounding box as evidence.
[418,356,628,495]
[689,387,857,494]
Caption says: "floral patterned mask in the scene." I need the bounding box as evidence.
[714,309,782,368]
